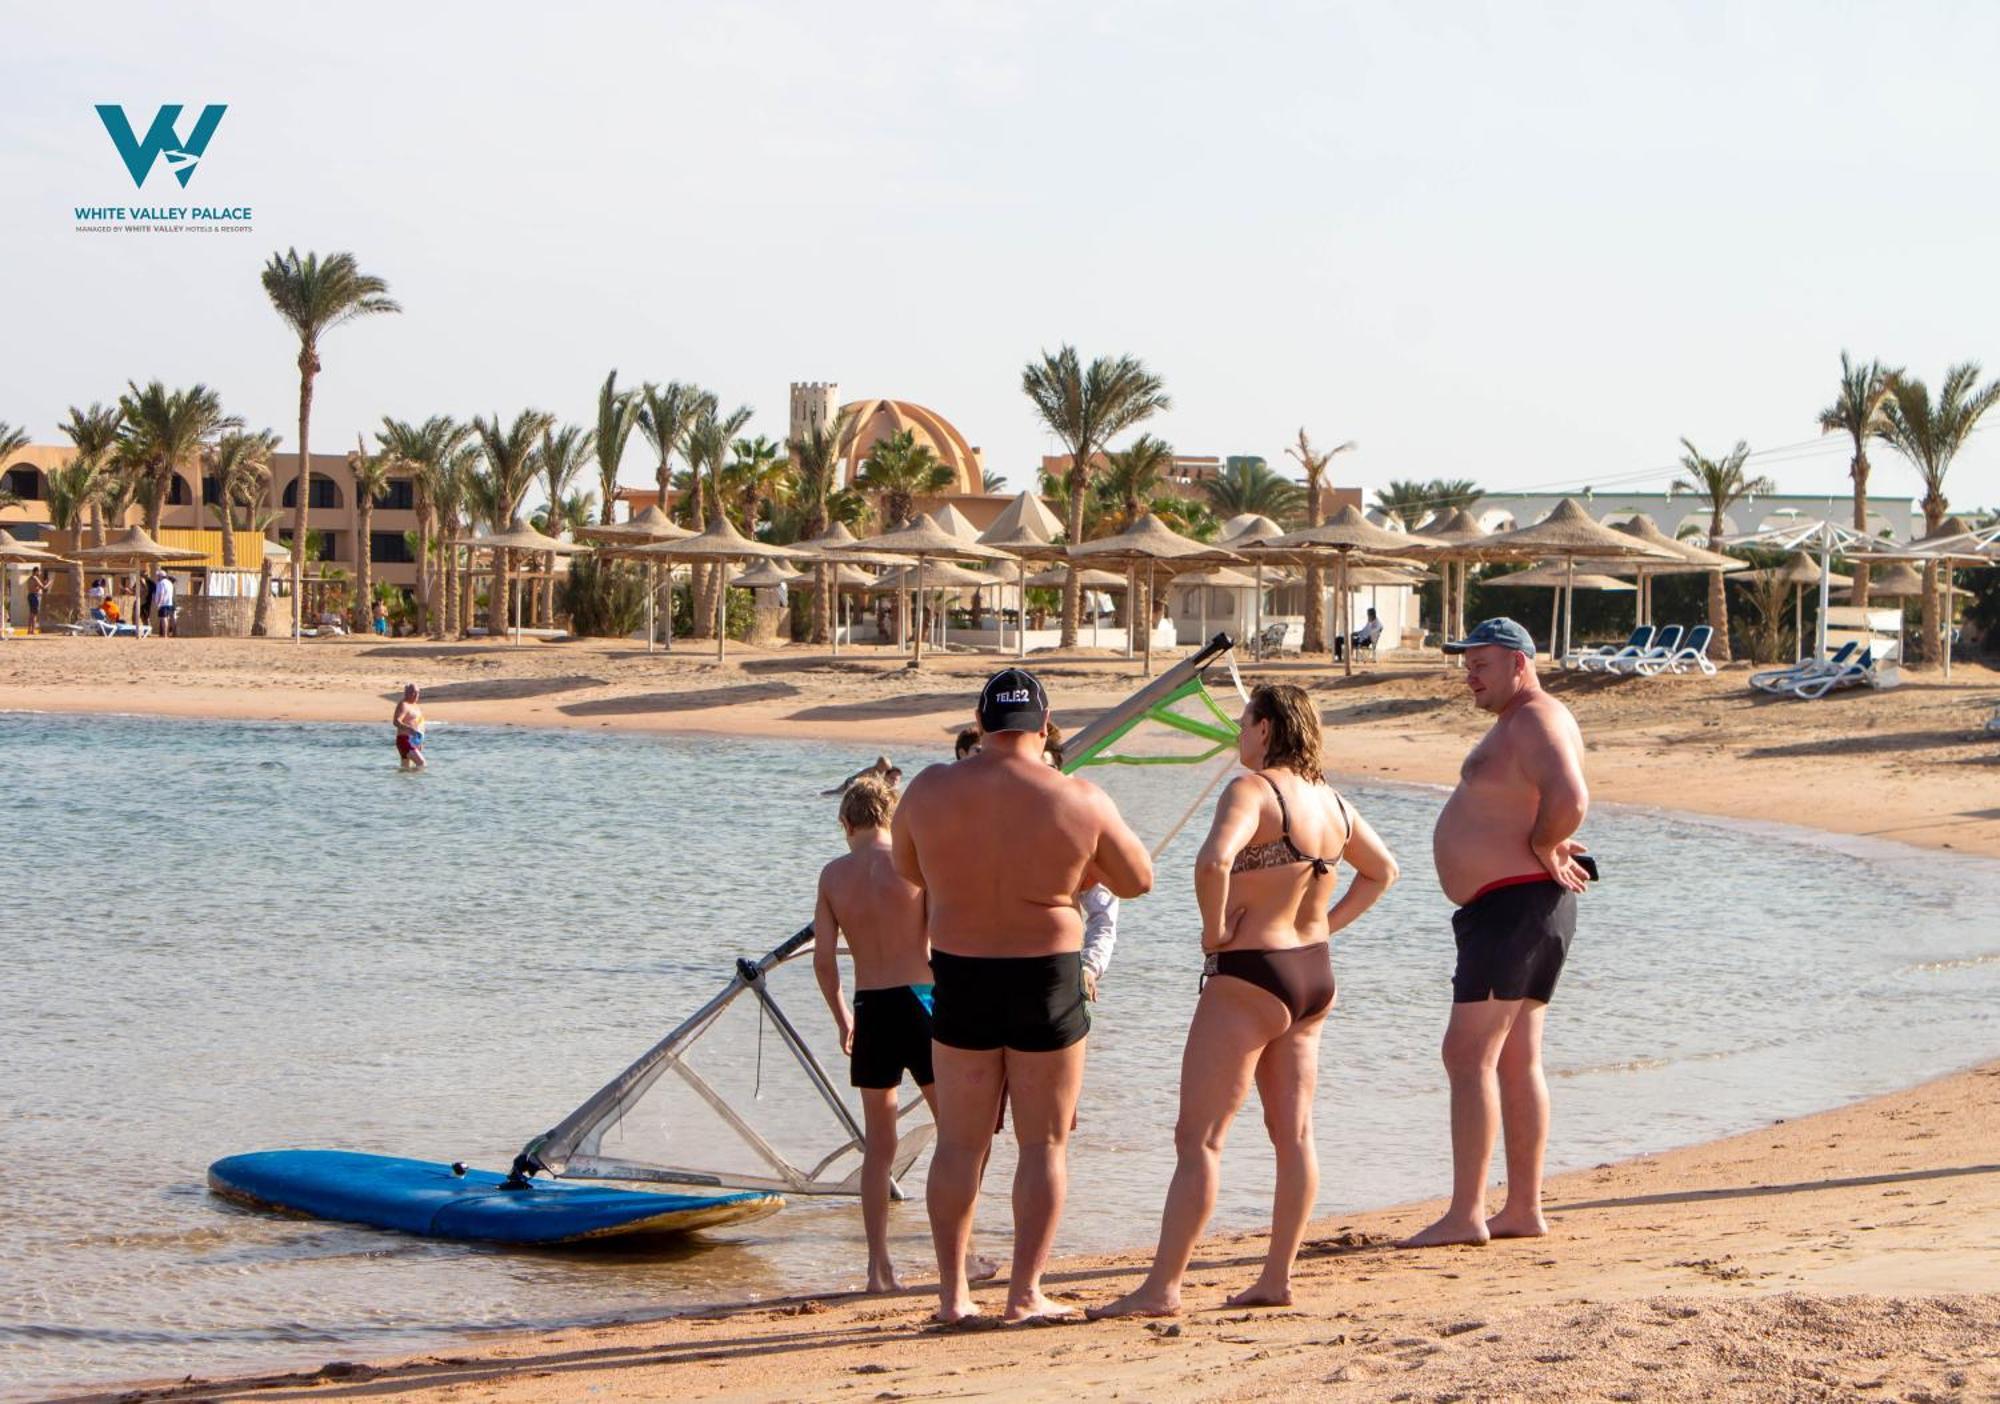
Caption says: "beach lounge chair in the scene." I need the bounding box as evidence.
[1638,623,1716,676]
[1784,649,1873,701]
[1573,626,1653,672]
[1749,642,1858,695]
[1606,624,1681,676]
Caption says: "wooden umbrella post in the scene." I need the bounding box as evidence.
[1339,550,1352,677]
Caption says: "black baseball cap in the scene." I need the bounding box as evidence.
[1442,617,1536,657]
[976,667,1050,733]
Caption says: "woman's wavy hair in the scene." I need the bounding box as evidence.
[1246,683,1324,782]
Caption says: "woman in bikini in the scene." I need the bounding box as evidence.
[1092,682,1399,1318]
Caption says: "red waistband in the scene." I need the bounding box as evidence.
[1469,871,1554,902]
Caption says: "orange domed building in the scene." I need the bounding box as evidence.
[789,382,987,495]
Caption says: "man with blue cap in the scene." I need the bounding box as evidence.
[1402,618,1593,1249]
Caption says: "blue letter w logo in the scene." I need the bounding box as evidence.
[95,104,228,188]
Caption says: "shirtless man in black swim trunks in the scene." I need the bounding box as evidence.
[1403,618,1590,1249]
[893,668,1153,1324]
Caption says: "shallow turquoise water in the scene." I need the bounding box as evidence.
[2,710,1997,1394]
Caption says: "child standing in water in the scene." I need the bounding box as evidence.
[392,684,427,770]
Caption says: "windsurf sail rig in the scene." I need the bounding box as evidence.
[514,633,1247,1197]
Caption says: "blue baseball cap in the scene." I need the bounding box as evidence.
[1442,617,1536,657]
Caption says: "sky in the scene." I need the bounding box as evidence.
[5,0,2000,518]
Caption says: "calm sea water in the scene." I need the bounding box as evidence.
[3,710,1997,1395]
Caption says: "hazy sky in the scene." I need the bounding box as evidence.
[6,1,1999,516]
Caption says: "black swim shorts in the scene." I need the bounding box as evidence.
[849,985,936,1090]
[1450,878,1576,1005]
[930,950,1089,1053]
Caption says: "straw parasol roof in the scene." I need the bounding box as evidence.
[635,513,798,562]
[1026,565,1127,589]
[1170,565,1259,589]
[1603,514,1742,571]
[839,512,1012,561]
[1348,564,1437,586]
[1479,499,1676,560]
[931,503,983,541]
[1747,552,1851,588]
[1834,560,1968,598]
[0,529,64,563]
[1067,513,1241,564]
[982,490,1063,543]
[70,526,206,565]
[1483,563,1637,591]
[1216,513,1289,547]
[871,560,997,591]
[1412,508,1489,545]
[457,518,591,554]
[576,504,693,546]
[729,559,805,588]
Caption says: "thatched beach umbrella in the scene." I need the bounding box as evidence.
[1412,509,1490,649]
[1589,514,1744,630]
[1254,505,1429,676]
[979,497,1066,658]
[1069,514,1241,675]
[70,526,206,633]
[577,505,694,652]
[1476,500,1674,665]
[1214,514,1290,650]
[834,513,1012,667]
[456,519,591,647]
[1848,516,1999,678]
[0,529,65,640]
[634,514,800,663]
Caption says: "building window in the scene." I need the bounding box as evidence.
[4,467,42,500]
[371,531,416,564]
[166,475,194,506]
[281,475,344,510]
[375,479,416,511]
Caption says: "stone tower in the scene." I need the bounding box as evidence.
[789,382,838,445]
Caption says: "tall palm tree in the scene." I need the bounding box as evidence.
[1021,347,1172,645]
[1819,352,1900,607]
[1103,434,1176,531]
[592,371,639,525]
[205,429,279,566]
[472,410,555,634]
[117,381,241,532]
[1286,430,1358,651]
[791,406,856,644]
[434,429,481,637]
[346,434,395,628]
[726,435,794,532]
[1671,438,1770,663]
[1879,362,2000,663]
[41,458,101,620]
[57,403,125,545]
[683,403,752,634]
[1370,479,1435,529]
[1202,458,1303,521]
[857,429,954,529]
[638,382,712,527]
[535,423,595,623]
[260,248,400,638]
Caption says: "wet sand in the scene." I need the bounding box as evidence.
[58,1062,2000,1402]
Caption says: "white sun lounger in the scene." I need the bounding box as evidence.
[1750,642,1858,695]
[1573,626,1653,673]
[1606,624,1682,676]
[1637,623,1716,676]
[1784,649,1874,701]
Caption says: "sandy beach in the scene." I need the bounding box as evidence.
[10,636,2000,1401]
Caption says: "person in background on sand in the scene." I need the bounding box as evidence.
[25,565,48,635]
[393,684,427,770]
[1332,607,1383,661]
[152,572,177,639]
[812,777,996,1294]
[372,598,389,635]
[1092,683,1398,1319]
[895,667,1152,1324]
[1402,618,1590,1249]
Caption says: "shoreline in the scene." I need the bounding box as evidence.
[65,1057,2000,1403]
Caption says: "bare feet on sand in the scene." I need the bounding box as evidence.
[1485,1209,1549,1240]
[1224,1281,1293,1308]
[1004,1290,1078,1324]
[1398,1212,1492,1249]
[1086,1289,1181,1320]
[865,1268,904,1294]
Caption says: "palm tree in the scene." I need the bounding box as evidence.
[41,458,101,620]
[1370,479,1434,530]
[637,382,712,526]
[535,423,595,623]
[1103,434,1176,531]
[981,469,1009,494]
[1287,430,1358,651]
[791,407,857,644]
[682,404,753,634]
[1819,352,1900,607]
[858,429,954,529]
[1021,347,1172,646]
[346,433,396,628]
[1879,363,2000,663]
[117,381,241,532]
[1671,438,1770,663]
[1203,458,1303,521]
[0,422,28,512]
[593,372,639,525]
[471,410,555,633]
[260,248,400,638]
[726,435,794,533]
[57,403,125,545]
[434,429,480,637]
[205,429,279,566]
